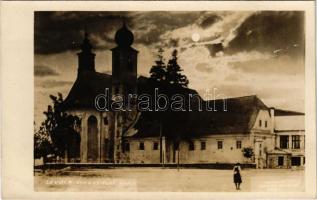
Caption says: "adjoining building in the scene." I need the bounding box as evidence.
[61,24,304,169]
[267,109,305,169]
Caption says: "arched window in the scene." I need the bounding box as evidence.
[87,115,98,162]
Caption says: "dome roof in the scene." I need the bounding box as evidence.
[115,23,134,47]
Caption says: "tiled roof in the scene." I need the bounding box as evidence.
[132,95,269,139]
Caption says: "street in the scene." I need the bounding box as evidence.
[34,168,304,192]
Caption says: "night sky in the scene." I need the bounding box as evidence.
[34,11,305,125]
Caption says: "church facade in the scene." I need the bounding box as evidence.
[62,24,305,169]
[63,24,139,163]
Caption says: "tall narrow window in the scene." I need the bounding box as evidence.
[265,121,268,128]
[217,141,223,149]
[236,141,242,149]
[278,156,284,166]
[280,136,289,149]
[139,142,145,150]
[292,135,300,149]
[189,141,195,151]
[153,142,159,150]
[201,141,206,150]
[128,57,133,71]
[259,120,262,127]
[87,115,98,162]
[125,142,130,152]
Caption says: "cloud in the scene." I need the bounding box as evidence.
[35,11,208,54]
[198,15,222,29]
[39,80,73,88]
[34,65,59,77]
[205,43,224,57]
[230,55,304,75]
[35,11,132,54]
[195,63,213,73]
[227,11,305,56]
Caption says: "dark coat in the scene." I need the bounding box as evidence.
[233,166,242,183]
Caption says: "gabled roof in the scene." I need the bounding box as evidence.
[131,95,269,139]
[62,73,148,110]
[274,109,304,116]
[62,71,112,109]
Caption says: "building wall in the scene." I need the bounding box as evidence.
[64,107,304,167]
[125,134,253,164]
[124,138,161,164]
[252,109,273,133]
[274,131,305,168]
[267,154,292,169]
[178,135,252,164]
[250,109,275,168]
[66,109,114,163]
[275,131,305,151]
[267,114,305,168]
[275,115,305,131]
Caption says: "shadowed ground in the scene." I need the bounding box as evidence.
[34,168,304,192]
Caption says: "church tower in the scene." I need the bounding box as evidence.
[77,32,96,75]
[111,23,138,163]
[111,22,138,97]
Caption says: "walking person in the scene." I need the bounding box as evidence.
[233,163,242,190]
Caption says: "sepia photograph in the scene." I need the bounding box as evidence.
[0,1,316,199]
[33,10,306,192]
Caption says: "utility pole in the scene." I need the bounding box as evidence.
[99,112,102,163]
[177,148,180,171]
[159,121,164,168]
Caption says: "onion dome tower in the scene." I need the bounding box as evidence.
[111,22,139,164]
[111,22,138,96]
[114,22,134,47]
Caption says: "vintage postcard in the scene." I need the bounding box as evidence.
[1,1,316,199]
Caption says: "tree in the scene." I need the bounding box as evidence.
[34,93,80,160]
[242,147,254,161]
[34,122,53,159]
[165,49,189,87]
[149,48,166,82]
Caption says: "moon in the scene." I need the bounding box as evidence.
[191,33,200,42]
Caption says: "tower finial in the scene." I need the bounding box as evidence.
[83,26,89,39]
[80,28,92,52]
[122,19,126,27]
[84,30,88,39]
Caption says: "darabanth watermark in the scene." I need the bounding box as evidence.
[95,87,228,112]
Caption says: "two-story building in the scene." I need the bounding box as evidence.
[267,109,305,168]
